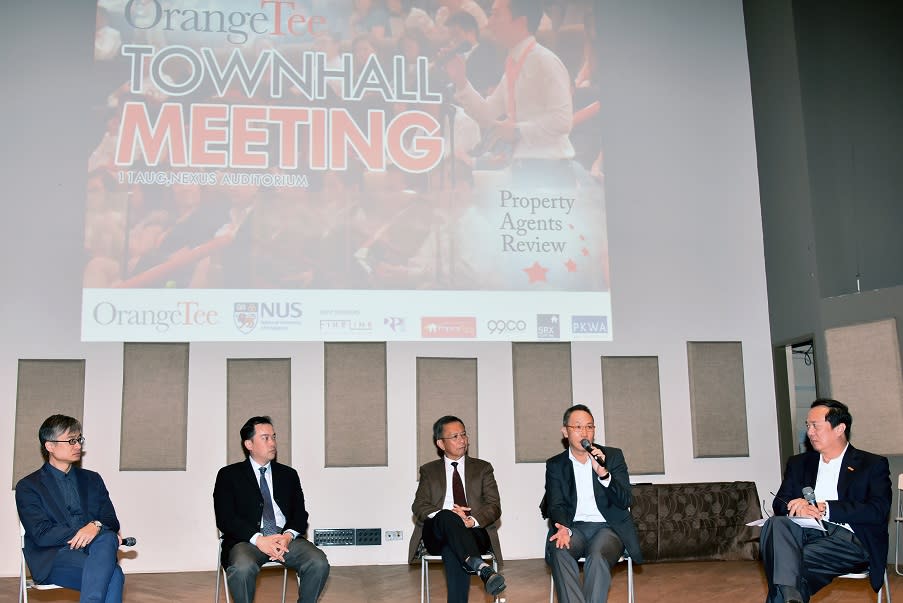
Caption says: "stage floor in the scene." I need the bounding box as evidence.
[3,559,899,602]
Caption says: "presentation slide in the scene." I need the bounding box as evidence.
[82,0,611,341]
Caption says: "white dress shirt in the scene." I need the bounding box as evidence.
[454,36,575,160]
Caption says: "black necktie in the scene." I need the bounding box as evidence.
[451,461,467,507]
[259,467,279,535]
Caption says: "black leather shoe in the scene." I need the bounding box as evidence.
[779,585,803,603]
[476,565,507,596]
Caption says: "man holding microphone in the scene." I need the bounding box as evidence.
[543,404,642,603]
[761,399,891,603]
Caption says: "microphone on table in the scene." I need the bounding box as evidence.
[121,536,137,547]
[580,439,606,468]
[801,486,826,530]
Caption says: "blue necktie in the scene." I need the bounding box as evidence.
[259,466,279,536]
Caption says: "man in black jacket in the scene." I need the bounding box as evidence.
[16,414,124,602]
[213,416,329,603]
[544,404,642,603]
[762,399,891,603]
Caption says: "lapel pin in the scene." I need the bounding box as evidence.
[847,466,855,472]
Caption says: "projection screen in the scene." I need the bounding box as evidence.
[82,0,611,342]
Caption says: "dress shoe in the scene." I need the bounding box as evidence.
[779,585,803,603]
[476,565,506,595]
[463,556,507,595]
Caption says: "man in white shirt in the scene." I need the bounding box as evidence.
[543,404,643,603]
[445,0,575,184]
[762,399,892,603]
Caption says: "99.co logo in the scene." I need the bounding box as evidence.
[486,319,527,335]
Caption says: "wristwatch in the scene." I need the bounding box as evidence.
[92,520,103,529]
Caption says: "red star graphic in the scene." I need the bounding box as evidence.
[581,247,590,257]
[523,261,549,283]
[565,259,578,272]
[568,224,575,230]
[579,234,585,241]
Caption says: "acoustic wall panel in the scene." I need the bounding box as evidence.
[121,343,189,470]
[825,318,903,455]
[227,358,292,465]
[13,360,86,487]
[513,343,573,463]
[601,356,665,474]
[416,357,478,471]
[687,341,749,458]
[325,343,387,467]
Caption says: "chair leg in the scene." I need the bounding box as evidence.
[880,568,891,603]
[20,557,28,603]
[421,557,428,603]
[627,556,635,603]
[222,567,232,603]
[550,572,555,603]
[897,520,902,576]
[281,567,288,603]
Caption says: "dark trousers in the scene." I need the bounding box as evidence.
[760,516,870,602]
[47,530,124,603]
[423,510,493,603]
[225,539,329,603]
[545,521,624,603]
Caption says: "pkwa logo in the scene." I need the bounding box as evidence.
[571,315,609,335]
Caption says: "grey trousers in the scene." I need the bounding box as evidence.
[546,522,624,603]
[760,516,869,603]
[226,539,330,603]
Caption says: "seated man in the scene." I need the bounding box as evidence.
[761,399,892,603]
[213,416,330,603]
[409,415,507,601]
[544,404,643,603]
[16,414,125,603]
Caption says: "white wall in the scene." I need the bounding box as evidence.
[0,0,781,576]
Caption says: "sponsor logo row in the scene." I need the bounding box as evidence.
[88,300,608,338]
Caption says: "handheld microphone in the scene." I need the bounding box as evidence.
[580,439,606,467]
[801,486,825,530]
[431,41,473,68]
[121,536,137,547]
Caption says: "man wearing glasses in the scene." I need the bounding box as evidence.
[16,414,125,602]
[544,404,643,603]
[761,399,891,603]
[409,415,507,601]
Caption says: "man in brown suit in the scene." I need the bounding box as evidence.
[409,415,506,601]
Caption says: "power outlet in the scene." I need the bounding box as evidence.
[385,530,403,542]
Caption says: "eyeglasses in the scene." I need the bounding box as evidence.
[804,420,830,431]
[566,425,595,432]
[440,432,468,441]
[48,436,85,446]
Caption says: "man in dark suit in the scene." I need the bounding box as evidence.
[544,404,643,603]
[409,415,507,601]
[761,398,892,603]
[16,414,124,602]
[213,416,330,603]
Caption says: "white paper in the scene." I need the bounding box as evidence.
[746,516,826,531]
